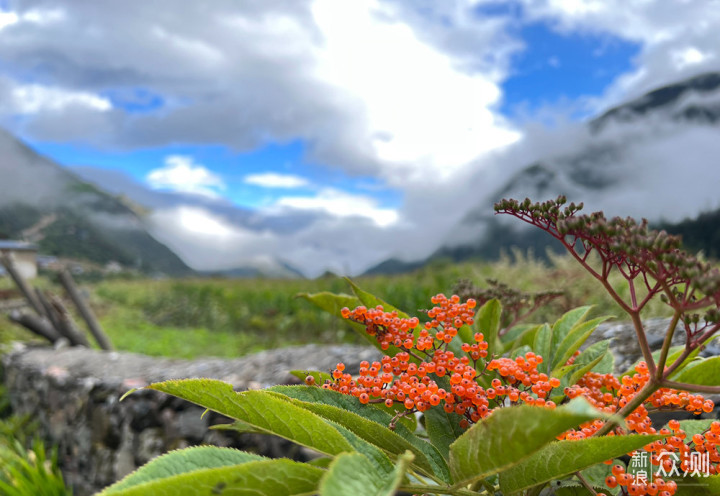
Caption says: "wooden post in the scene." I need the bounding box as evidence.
[48,294,91,347]
[0,252,43,315]
[35,288,63,335]
[8,310,61,344]
[58,270,113,350]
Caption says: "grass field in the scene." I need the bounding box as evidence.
[0,251,676,359]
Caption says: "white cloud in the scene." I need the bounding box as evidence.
[0,1,521,187]
[671,47,712,70]
[272,188,399,227]
[146,156,226,197]
[10,84,111,113]
[310,0,521,182]
[244,173,310,188]
[0,11,18,30]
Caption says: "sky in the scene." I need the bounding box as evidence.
[0,0,719,276]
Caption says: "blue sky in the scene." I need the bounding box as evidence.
[0,0,717,274]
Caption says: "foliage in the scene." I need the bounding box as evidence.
[115,196,720,495]
[0,372,71,495]
[0,439,71,496]
[81,248,681,359]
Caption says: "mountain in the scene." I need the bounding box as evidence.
[366,71,720,273]
[0,129,191,275]
[71,167,306,279]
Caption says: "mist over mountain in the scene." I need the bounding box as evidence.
[0,129,191,275]
[368,72,720,273]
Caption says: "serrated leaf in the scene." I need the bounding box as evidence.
[424,405,466,462]
[501,323,536,345]
[543,306,592,374]
[674,475,720,495]
[581,462,619,494]
[144,379,353,457]
[509,323,544,353]
[622,344,701,378]
[448,398,605,486]
[499,435,665,494]
[554,484,612,496]
[99,458,323,496]
[268,385,450,482]
[533,323,553,372]
[296,291,378,348]
[344,278,410,318]
[552,316,610,372]
[474,299,502,355]
[672,356,720,386]
[289,369,333,386]
[331,422,395,476]
[101,446,266,494]
[566,340,611,386]
[675,419,715,438]
[593,346,615,375]
[319,451,413,496]
[210,419,267,434]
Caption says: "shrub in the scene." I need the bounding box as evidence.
[109,197,720,495]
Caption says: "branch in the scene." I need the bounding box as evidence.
[660,379,720,395]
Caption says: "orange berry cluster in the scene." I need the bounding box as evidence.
[605,463,678,496]
[320,295,568,429]
[602,420,720,495]
[560,362,715,441]
[320,295,719,496]
[340,305,420,351]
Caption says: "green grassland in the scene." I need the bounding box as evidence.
[0,252,675,359]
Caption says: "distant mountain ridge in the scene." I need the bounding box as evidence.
[0,129,191,275]
[365,71,720,274]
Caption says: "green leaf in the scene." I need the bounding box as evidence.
[676,419,715,438]
[580,462,618,494]
[289,370,333,386]
[209,420,267,434]
[296,291,360,317]
[675,475,720,495]
[499,435,665,494]
[593,345,615,375]
[448,398,605,486]
[331,422,395,476]
[552,316,610,372]
[268,386,450,482]
[319,451,413,496]
[565,340,612,386]
[296,291,378,348]
[544,306,592,374]
[509,323,544,353]
[501,323,536,345]
[533,323,553,372]
[622,345,700,378]
[672,356,720,386]
[554,484,612,496]
[344,278,410,318]
[474,299,502,355]
[101,446,266,494]
[99,458,323,496]
[423,405,466,462]
[144,379,353,457]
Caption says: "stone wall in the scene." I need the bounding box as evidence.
[1,343,380,496]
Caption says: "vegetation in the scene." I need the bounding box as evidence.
[0,367,70,495]
[109,196,720,495]
[0,245,680,358]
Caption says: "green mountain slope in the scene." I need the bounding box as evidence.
[0,129,191,275]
